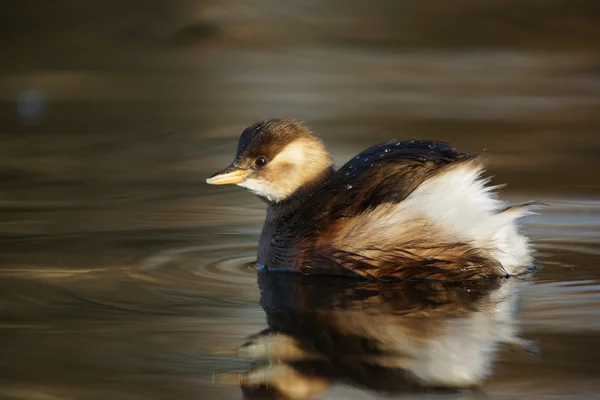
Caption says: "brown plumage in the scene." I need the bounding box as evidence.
[207,118,540,280]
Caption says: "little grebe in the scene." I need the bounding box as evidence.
[207,118,538,280]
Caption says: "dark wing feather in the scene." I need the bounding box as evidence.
[311,140,477,223]
[287,140,490,280]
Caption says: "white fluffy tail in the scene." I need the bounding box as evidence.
[401,161,539,275]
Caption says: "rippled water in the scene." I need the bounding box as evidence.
[2,2,600,399]
[3,193,600,400]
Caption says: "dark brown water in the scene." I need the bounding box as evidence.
[1,2,600,399]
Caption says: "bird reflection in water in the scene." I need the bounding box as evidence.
[218,272,537,399]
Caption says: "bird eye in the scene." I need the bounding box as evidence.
[255,156,268,167]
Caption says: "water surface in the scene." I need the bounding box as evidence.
[1,2,600,399]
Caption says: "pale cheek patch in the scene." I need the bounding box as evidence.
[274,141,311,166]
[238,139,333,203]
[238,178,289,203]
[265,139,332,189]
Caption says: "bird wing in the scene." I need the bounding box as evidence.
[291,140,504,280]
[313,139,477,223]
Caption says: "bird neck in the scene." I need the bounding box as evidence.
[266,166,335,218]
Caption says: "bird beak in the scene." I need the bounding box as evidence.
[206,165,250,185]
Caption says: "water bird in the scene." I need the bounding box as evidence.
[207,118,539,280]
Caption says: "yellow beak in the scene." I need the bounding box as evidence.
[206,165,250,185]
